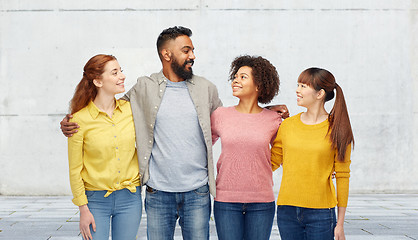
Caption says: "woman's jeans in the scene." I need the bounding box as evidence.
[145,184,211,240]
[277,205,336,240]
[214,201,275,240]
[85,186,142,240]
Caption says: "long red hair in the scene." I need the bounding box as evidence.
[70,54,117,114]
[298,67,354,161]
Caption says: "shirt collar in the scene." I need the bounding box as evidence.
[87,99,122,120]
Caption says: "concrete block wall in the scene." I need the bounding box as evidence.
[0,0,417,195]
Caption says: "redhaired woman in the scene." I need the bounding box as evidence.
[271,67,354,240]
[68,54,141,240]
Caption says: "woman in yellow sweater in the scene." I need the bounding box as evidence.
[271,67,354,240]
[68,54,141,240]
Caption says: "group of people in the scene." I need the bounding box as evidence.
[61,26,354,240]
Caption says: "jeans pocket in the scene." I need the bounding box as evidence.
[146,186,158,194]
[129,187,142,198]
[193,184,209,196]
[85,191,96,198]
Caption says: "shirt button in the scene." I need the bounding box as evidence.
[118,171,120,173]
[112,124,115,126]
[114,136,117,138]
[144,157,147,160]
[118,158,120,161]
[160,90,163,92]
[154,106,158,109]
[150,124,153,127]
[149,140,152,143]
[116,147,118,149]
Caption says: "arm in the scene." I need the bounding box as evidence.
[67,117,88,206]
[210,110,220,145]
[209,84,223,115]
[270,126,284,171]
[68,118,97,239]
[334,207,346,240]
[334,145,352,240]
[266,104,290,119]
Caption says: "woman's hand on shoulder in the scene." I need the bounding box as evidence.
[266,104,290,119]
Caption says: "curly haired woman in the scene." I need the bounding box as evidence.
[211,55,282,240]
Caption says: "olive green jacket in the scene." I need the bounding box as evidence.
[124,70,222,196]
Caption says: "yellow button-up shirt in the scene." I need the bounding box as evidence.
[68,99,140,206]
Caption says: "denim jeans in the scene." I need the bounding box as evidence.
[277,205,336,240]
[85,186,142,240]
[214,201,275,240]
[145,184,211,240]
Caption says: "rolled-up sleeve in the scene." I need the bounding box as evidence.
[67,116,87,206]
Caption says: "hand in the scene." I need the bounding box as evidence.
[266,104,290,119]
[334,224,345,240]
[79,205,96,240]
[60,114,79,137]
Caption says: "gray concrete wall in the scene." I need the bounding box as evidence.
[1,0,417,195]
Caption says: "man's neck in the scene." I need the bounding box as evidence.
[162,68,185,82]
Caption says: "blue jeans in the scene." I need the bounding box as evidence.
[85,186,142,240]
[277,205,336,240]
[214,201,275,240]
[145,184,211,240]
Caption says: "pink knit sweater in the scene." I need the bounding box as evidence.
[211,106,282,203]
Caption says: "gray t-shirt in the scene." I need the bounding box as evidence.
[147,79,208,192]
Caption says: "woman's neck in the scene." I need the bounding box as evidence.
[235,98,262,114]
[302,103,328,125]
[93,92,116,118]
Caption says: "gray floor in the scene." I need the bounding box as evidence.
[0,194,417,240]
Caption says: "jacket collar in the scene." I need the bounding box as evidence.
[156,70,195,85]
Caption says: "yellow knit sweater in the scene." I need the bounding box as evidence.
[271,113,351,208]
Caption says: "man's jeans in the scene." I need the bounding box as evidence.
[214,201,275,240]
[277,205,337,240]
[85,186,142,240]
[145,184,211,240]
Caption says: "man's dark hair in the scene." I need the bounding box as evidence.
[156,26,192,60]
[229,55,280,104]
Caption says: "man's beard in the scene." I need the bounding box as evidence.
[171,57,194,80]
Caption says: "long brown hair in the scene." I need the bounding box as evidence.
[69,54,117,114]
[298,67,354,161]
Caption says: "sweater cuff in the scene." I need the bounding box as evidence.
[336,177,349,207]
[72,194,88,206]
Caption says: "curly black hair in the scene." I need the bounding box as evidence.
[156,26,192,59]
[229,55,280,104]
